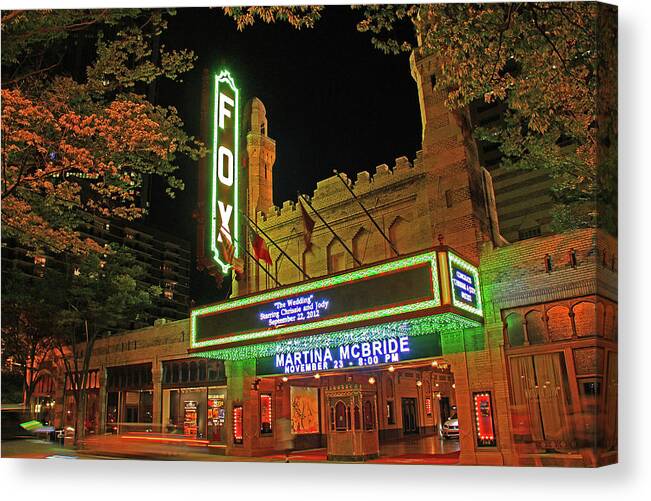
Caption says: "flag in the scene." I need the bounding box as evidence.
[248,223,273,266]
[219,227,244,275]
[299,199,315,251]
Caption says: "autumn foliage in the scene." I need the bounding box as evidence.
[1,10,204,255]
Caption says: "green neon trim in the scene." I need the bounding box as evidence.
[192,313,480,361]
[448,251,483,317]
[191,251,441,349]
[211,70,240,274]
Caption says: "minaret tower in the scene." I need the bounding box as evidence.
[236,98,277,296]
[245,98,276,219]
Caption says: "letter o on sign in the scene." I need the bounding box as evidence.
[218,146,234,186]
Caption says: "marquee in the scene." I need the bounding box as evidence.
[190,247,483,360]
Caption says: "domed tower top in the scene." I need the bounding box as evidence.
[245,97,276,218]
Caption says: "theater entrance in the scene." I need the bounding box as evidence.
[402,398,418,435]
[266,355,460,460]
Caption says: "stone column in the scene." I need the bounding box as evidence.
[98,367,107,434]
[224,359,259,456]
[152,361,163,431]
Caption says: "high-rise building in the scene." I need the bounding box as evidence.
[1,216,190,330]
[469,99,556,242]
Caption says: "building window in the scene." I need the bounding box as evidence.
[363,399,375,430]
[34,255,46,276]
[327,240,346,274]
[352,228,369,267]
[260,394,272,434]
[387,400,395,425]
[544,254,553,273]
[334,401,348,431]
[518,227,542,240]
[569,249,577,268]
[163,280,176,300]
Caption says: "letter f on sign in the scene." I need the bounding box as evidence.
[219,93,234,129]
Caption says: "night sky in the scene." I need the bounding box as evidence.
[146,6,422,303]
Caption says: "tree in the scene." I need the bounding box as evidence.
[53,244,160,445]
[1,9,205,256]
[1,268,61,410]
[225,3,617,235]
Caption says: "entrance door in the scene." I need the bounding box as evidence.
[402,398,418,435]
[440,397,451,423]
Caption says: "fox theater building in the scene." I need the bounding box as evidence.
[42,51,618,467]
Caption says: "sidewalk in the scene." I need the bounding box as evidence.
[2,438,460,465]
[1,439,77,459]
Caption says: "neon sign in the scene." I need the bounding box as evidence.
[192,251,439,349]
[448,252,482,317]
[452,267,477,306]
[255,331,444,376]
[211,70,240,274]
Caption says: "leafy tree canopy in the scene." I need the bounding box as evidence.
[1,9,205,255]
[225,3,617,235]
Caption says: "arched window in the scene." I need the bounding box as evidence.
[573,302,597,337]
[525,310,546,344]
[303,248,318,279]
[363,400,375,430]
[327,239,346,274]
[352,227,370,266]
[546,306,572,341]
[505,313,525,347]
[388,216,408,257]
[354,405,361,430]
[335,401,347,431]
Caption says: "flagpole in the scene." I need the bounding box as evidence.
[240,211,310,279]
[234,235,282,287]
[333,170,400,256]
[298,192,362,267]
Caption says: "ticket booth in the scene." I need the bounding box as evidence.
[325,384,379,461]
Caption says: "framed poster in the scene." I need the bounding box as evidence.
[290,386,319,434]
[473,392,497,447]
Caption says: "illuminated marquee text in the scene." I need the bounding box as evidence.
[274,337,410,374]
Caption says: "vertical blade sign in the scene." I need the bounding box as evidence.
[211,70,240,274]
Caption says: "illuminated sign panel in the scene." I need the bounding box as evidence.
[256,332,443,376]
[191,251,441,349]
[448,252,482,317]
[210,70,240,274]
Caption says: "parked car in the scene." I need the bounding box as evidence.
[442,414,459,439]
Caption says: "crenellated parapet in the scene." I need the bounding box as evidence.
[259,153,426,226]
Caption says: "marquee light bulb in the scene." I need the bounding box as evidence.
[368,377,376,385]
[314,373,321,379]
[416,380,423,387]
[432,360,438,367]
[282,377,288,382]
[388,366,395,372]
